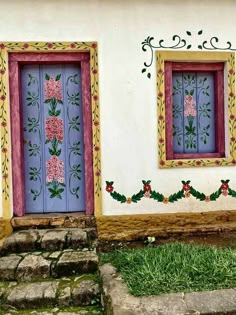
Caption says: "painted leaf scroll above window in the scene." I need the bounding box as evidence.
[172,72,215,154]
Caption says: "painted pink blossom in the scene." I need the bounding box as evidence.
[46,155,64,183]
[205,196,210,202]
[184,95,197,117]
[45,116,64,142]
[45,77,62,100]
[144,191,150,198]
[222,189,228,196]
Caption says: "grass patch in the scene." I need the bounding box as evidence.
[100,242,236,296]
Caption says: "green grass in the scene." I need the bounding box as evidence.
[100,242,236,296]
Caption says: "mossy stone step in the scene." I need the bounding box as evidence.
[1,305,103,315]
[0,228,96,255]
[0,276,100,310]
[2,312,102,315]
[0,250,98,281]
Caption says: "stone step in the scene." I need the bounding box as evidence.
[11,214,96,230]
[0,228,96,255]
[0,307,104,315]
[0,250,98,281]
[0,307,103,315]
[0,276,101,310]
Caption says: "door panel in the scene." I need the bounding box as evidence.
[21,64,85,213]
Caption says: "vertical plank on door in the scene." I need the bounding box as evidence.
[21,66,44,212]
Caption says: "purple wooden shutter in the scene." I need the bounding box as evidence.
[21,64,86,213]
[172,72,216,154]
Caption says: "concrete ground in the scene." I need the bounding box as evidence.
[100,264,236,315]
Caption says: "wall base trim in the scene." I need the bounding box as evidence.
[0,219,13,241]
[96,211,236,240]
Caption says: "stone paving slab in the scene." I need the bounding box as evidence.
[1,228,96,255]
[55,251,98,277]
[0,255,22,280]
[0,250,98,281]
[100,263,236,315]
[6,281,58,309]
[0,278,100,310]
[1,306,103,315]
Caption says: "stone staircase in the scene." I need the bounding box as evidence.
[0,226,103,315]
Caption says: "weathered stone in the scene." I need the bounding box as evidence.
[0,287,6,300]
[72,280,100,306]
[68,229,87,248]
[100,263,236,315]
[0,255,22,280]
[6,281,58,309]
[85,228,97,241]
[50,217,66,227]
[63,215,96,229]
[16,254,51,280]
[11,217,52,228]
[41,230,68,251]
[0,219,12,242]
[58,286,71,306]
[97,212,236,241]
[42,252,51,258]
[49,251,62,259]
[0,219,6,241]
[140,294,188,315]
[58,312,99,315]
[12,215,96,229]
[54,251,98,277]
[184,289,236,314]
[2,230,41,253]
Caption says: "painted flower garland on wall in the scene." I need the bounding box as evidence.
[106,180,235,204]
[44,74,65,199]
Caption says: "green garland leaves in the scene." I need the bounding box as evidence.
[132,190,145,203]
[150,190,164,202]
[210,188,222,201]
[169,190,185,203]
[106,180,232,205]
[189,187,206,201]
[110,191,126,203]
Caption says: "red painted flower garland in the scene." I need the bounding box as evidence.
[105,180,234,204]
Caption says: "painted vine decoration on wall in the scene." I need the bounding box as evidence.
[0,44,9,200]
[106,180,234,204]
[141,30,236,78]
[141,34,192,78]
[90,43,102,197]
[67,73,82,199]
[0,41,101,210]
[26,73,43,201]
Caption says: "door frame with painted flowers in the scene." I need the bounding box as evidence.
[2,44,101,217]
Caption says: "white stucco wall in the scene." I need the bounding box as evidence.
[1,0,236,217]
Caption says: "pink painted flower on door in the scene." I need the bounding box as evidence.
[45,73,65,199]
[45,76,62,100]
[46,155,64,184]
[45,116,64,142]
[184,95,197,117]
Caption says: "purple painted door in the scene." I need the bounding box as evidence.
[21,64,86,213]
[172,72,216,154]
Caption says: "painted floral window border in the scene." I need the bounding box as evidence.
[157,51,236,168]
[0,41,101,219]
